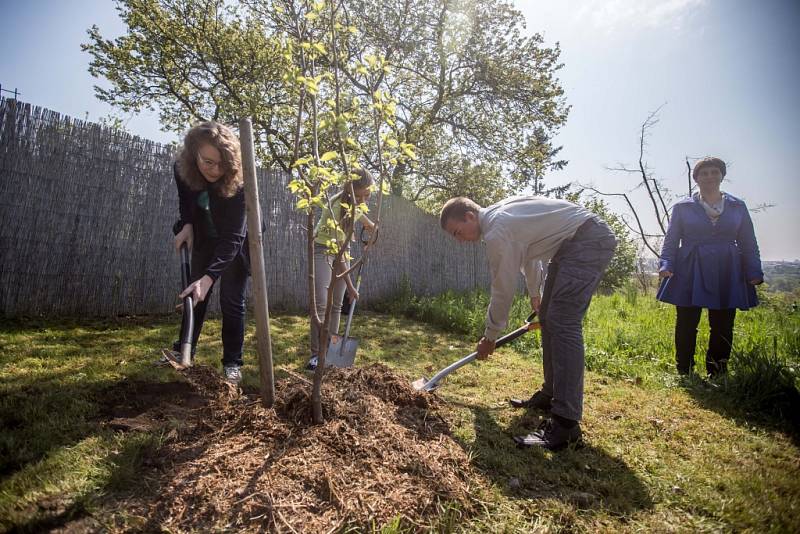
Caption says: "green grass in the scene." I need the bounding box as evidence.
[1,294,799,532]
[375,283,800,404]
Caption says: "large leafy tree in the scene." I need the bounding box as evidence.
[84,0,568,207]
[84,0,294,164]
[343,0,568,203]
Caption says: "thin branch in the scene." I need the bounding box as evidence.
[581,183,661,257]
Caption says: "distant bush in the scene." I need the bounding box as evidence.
[370,278,538,348]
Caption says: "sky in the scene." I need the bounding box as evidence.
[1,0,799,260]
[514,0,800,260]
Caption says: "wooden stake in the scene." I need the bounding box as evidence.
[239,117,275,407]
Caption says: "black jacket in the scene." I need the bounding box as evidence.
[174,163,249,280]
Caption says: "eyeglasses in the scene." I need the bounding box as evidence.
[197,155,223,170]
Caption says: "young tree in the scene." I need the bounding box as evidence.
[86,0,408,423]
[271,0,409,423]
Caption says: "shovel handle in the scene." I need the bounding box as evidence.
[419,312,537,391]
[178,242,194,368]
[495,312,537,348]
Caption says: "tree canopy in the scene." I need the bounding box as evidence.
[84,0,569,208]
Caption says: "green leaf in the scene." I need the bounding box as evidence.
[292,156,312,168]
[320,151,338,162]
[402,147,417,160]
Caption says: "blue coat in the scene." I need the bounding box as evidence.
[657,193,763,310]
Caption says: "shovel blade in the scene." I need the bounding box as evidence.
[161,349,189,371]
[326,335,358,368]
[411,377,438,392]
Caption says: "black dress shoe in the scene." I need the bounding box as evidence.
[513,418,582,451]
[509,390,552,411]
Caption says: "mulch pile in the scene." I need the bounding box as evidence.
[119,363,480,532]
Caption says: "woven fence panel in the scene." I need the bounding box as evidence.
[0,98,491,318]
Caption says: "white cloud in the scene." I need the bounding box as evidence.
[576,0,706,31]
[515,0,707,37]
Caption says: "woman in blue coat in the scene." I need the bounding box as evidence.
[657,157,763,377]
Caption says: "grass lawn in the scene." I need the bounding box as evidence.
[1,302,799,532]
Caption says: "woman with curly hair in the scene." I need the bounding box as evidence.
[168,121,250,383]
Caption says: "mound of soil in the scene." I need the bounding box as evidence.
[119,364,479,532]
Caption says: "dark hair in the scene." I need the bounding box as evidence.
[439,197,481,229]
[693,157,727,181]
[177,121,243,198]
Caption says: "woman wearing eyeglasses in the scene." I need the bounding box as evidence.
[168,121,250,383]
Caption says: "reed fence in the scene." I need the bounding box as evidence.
[0,98,492,317]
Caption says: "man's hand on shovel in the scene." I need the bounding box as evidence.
[476,337,496,360]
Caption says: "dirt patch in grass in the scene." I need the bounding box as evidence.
[113,363,478,532]
[96,379,208,433]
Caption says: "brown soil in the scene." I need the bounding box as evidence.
[113,364,479,532]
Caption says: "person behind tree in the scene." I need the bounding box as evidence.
[440,195,616,451]
[657,156,763,377]
[165,121,251,384]
[307,169,375,370]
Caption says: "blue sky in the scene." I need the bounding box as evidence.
[516,0,800,260]
[1,0,798,259]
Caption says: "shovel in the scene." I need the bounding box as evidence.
[325,227,371,368]
[412,312,538,392]
[176,242,194,368]
[325,264,363,368]
[167,221,194,369]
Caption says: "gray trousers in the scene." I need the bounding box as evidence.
[539,217,617,421]
[309,245,349,355]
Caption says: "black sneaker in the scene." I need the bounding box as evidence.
[513,418,582,451]
[509,390,552,411]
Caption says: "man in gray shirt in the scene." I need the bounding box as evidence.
[441,196,617,450]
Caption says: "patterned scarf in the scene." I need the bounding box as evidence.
[694,192,725,225]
